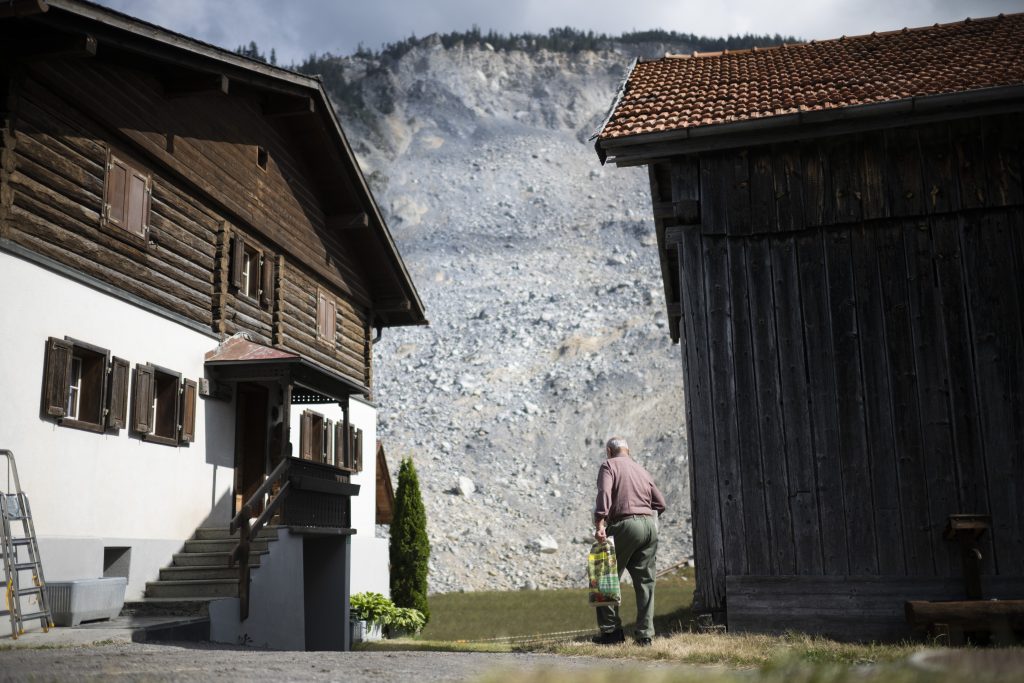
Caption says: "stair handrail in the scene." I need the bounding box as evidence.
[229,456,294,621]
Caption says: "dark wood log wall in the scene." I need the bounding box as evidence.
[658,114,1024,623]
[3,59,372,388]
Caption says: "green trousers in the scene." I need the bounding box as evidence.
[597,514,658,638]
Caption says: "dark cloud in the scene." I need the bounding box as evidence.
[95,0,1024,66]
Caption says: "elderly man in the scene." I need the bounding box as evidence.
[592,436,666,646]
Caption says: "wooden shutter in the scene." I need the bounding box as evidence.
[106,356,130,430]
[132,363,155,434]
[334,422,344,468]
[42,337,73,417]
[230,236,245,290]
[259,254,273,308]
[323,418,334,464]
[354,428,364,472]
[104,157,128,229]
[299,410,313,460]
[179,378,197,443]
[316,288,328,339]
[325,298,337,345]
[125,169,149,237]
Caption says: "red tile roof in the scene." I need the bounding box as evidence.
[598,13,1024,141]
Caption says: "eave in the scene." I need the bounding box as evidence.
[597,84,1024,167]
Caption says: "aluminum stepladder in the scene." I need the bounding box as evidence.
[1,449,53,638]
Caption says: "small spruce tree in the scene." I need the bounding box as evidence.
[389,457,430,622]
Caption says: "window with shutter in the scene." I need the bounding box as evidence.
[106,356,130,431]
[230,235,273,308]
[179,378,197,443]
[131,363,184,446]
[102,151,150,243]
[42,337,111,433]
[300,410,328,461]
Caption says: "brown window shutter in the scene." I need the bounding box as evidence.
[323,418,334,464]
[126,170,148,237]
[326,298,337,344]
[131,363,155,434]
[230,236,245,290]
[355,428,364,472]
[334,422,344,468]
[105,157,128,228]
[179,378,197,443]
[259,254,273,308]
[299,410,313,460]
[316,289,327,338]
[106,356,130,430]
[42,337,74,417]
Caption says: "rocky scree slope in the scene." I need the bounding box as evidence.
[322,37,695,593]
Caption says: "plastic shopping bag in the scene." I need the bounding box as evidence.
[587,538,621,607]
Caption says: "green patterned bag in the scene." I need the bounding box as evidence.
[588,538,621,607]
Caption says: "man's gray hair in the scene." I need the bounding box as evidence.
[605,436,629,455]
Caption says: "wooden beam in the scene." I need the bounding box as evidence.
[665,300,682,317]
[326,212,368,231]
[16,33,96,61]
[652,199,700,222]
[262,94,315,118]
[0,0,48,19]
[162,72,229,98]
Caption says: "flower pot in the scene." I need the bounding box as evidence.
[351,619,383,643]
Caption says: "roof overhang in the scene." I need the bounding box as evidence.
[9,0,426,327]
[597,84,1024,166]
[205,336,366,400]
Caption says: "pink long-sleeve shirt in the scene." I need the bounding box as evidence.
[594,455,666,523]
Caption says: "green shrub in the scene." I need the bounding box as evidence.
[349,591,425,636]
[390,457,431,623]
[350,592,393,625]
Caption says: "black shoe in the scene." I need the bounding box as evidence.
[592,629,625,645]
[634,637,652,647]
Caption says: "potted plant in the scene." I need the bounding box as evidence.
[349,592,391,643]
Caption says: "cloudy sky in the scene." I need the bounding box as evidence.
[95,0,1024,66]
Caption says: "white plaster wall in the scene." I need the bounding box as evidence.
[0,252,235,599]
[209,528,305,650]
[287,396,387,596]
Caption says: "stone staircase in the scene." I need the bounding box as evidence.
[142,527,279,600]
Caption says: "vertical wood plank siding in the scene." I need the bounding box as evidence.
[5,63,372,388]
[671,113,1024,615]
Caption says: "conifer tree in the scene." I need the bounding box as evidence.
[389,457,430,622]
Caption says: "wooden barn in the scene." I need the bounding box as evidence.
[0,0,424,648]
[595,14,1024,641]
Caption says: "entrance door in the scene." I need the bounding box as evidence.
[234,383,270,516]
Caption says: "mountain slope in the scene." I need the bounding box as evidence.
[316,39,699,592]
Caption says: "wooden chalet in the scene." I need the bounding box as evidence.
[0,0,424,649]
[595,14,1024,641]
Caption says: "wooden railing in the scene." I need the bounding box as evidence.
[229,456,359,620]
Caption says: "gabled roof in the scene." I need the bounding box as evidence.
[597,13,1024,161]
[9,0,425,327]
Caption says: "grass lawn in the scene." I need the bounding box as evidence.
[417,568,696,642]
[367,569,1024,682]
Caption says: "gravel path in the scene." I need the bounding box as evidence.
[0,641,685,682]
